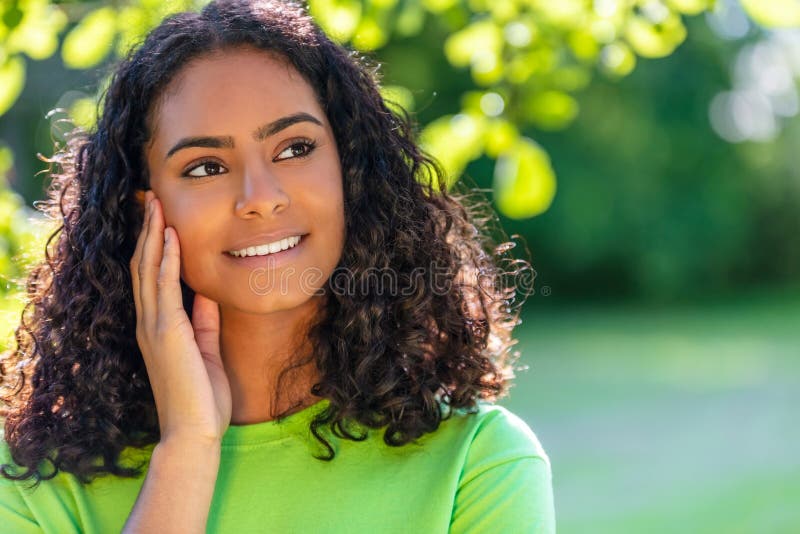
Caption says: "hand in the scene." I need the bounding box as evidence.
[130,190,232,444]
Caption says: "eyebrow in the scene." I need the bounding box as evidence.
[164,112,324,161]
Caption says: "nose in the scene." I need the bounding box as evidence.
[234,158,290,218]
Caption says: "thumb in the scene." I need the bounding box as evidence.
[192,292,221,364]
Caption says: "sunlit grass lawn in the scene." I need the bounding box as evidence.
[501,290,800,533]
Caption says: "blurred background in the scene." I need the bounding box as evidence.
[1,0,797,532]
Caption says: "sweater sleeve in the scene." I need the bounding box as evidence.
[449,406,556,534]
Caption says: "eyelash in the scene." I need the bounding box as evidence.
[181,138,318,179]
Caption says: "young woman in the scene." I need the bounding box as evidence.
[0,0,555,532]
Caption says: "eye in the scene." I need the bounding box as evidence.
[182,159,228,179]
[274,139,317,162]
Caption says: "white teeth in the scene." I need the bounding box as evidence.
[229,235,302,257]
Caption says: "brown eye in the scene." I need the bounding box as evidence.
[274,140,317,162]
[184,160,228,179]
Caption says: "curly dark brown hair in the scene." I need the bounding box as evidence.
[0,0,534,489]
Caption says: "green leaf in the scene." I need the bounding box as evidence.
[551,65,591,92]
[69,97,98,131]
[740,0,800,28]
[115,6,149,57]
[369,0,399,8]
[493,137,556,219]
[568,29,600,61]
[352,15,388,51]
[395,0,425,37]
[471,49,504,86]
[4,0,67,60]
[486,0,520,23]
[380,84,415,113]
[666,0,713,15]
[308,0,362,43]
[460,90,485,114]
[522,90,579,130]
[16,26,58,60]
[444,19,505,85]
[61,7,117,69]
[506,49,553,84]
[140,0,196,16]
[527,0,586,28]
[624,12,687,58]
[503,18,537,49]
[2,4,23,31]
[0,190,18,234]
[484,119,519,159]
[461,90,507,118]
[0,55,25,117]
[601,41,636,77]
[421,0,459,14]
[444,19,502,68]
[420,112,487,188]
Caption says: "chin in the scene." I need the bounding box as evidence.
[226,286,324,315]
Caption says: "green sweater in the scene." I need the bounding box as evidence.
[0,399,555,533]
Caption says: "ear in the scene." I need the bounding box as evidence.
[134,189,147,211]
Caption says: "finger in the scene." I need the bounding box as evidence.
[139,195,164,330]
[131,190,153,323]
[132,191,154,322]
[192,293,221,366]
[157,226,186,320]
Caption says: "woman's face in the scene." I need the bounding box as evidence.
[144,47,345,314]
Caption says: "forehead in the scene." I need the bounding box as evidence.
[147,47,323,145]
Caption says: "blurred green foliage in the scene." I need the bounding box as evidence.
[0,143,50,352]
[0,0,798,306]
[498,14,800,300]
[739,0,800,28]
[2,0,747,220]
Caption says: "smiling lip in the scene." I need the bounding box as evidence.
[223,234,307,269]
[223,231,308,254]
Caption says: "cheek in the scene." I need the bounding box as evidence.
[166,201,219,280]
[309,155,345,225]
[296,158,345,267]
[315,173,345,245]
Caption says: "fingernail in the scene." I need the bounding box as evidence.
[164,228,170,244]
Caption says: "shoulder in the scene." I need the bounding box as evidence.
[0,426,151,489]
[447,402,556,533]
[450,401,550,465]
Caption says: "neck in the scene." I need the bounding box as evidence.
[218,295,323,425]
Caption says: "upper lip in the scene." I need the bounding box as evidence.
[224,231,307,253]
